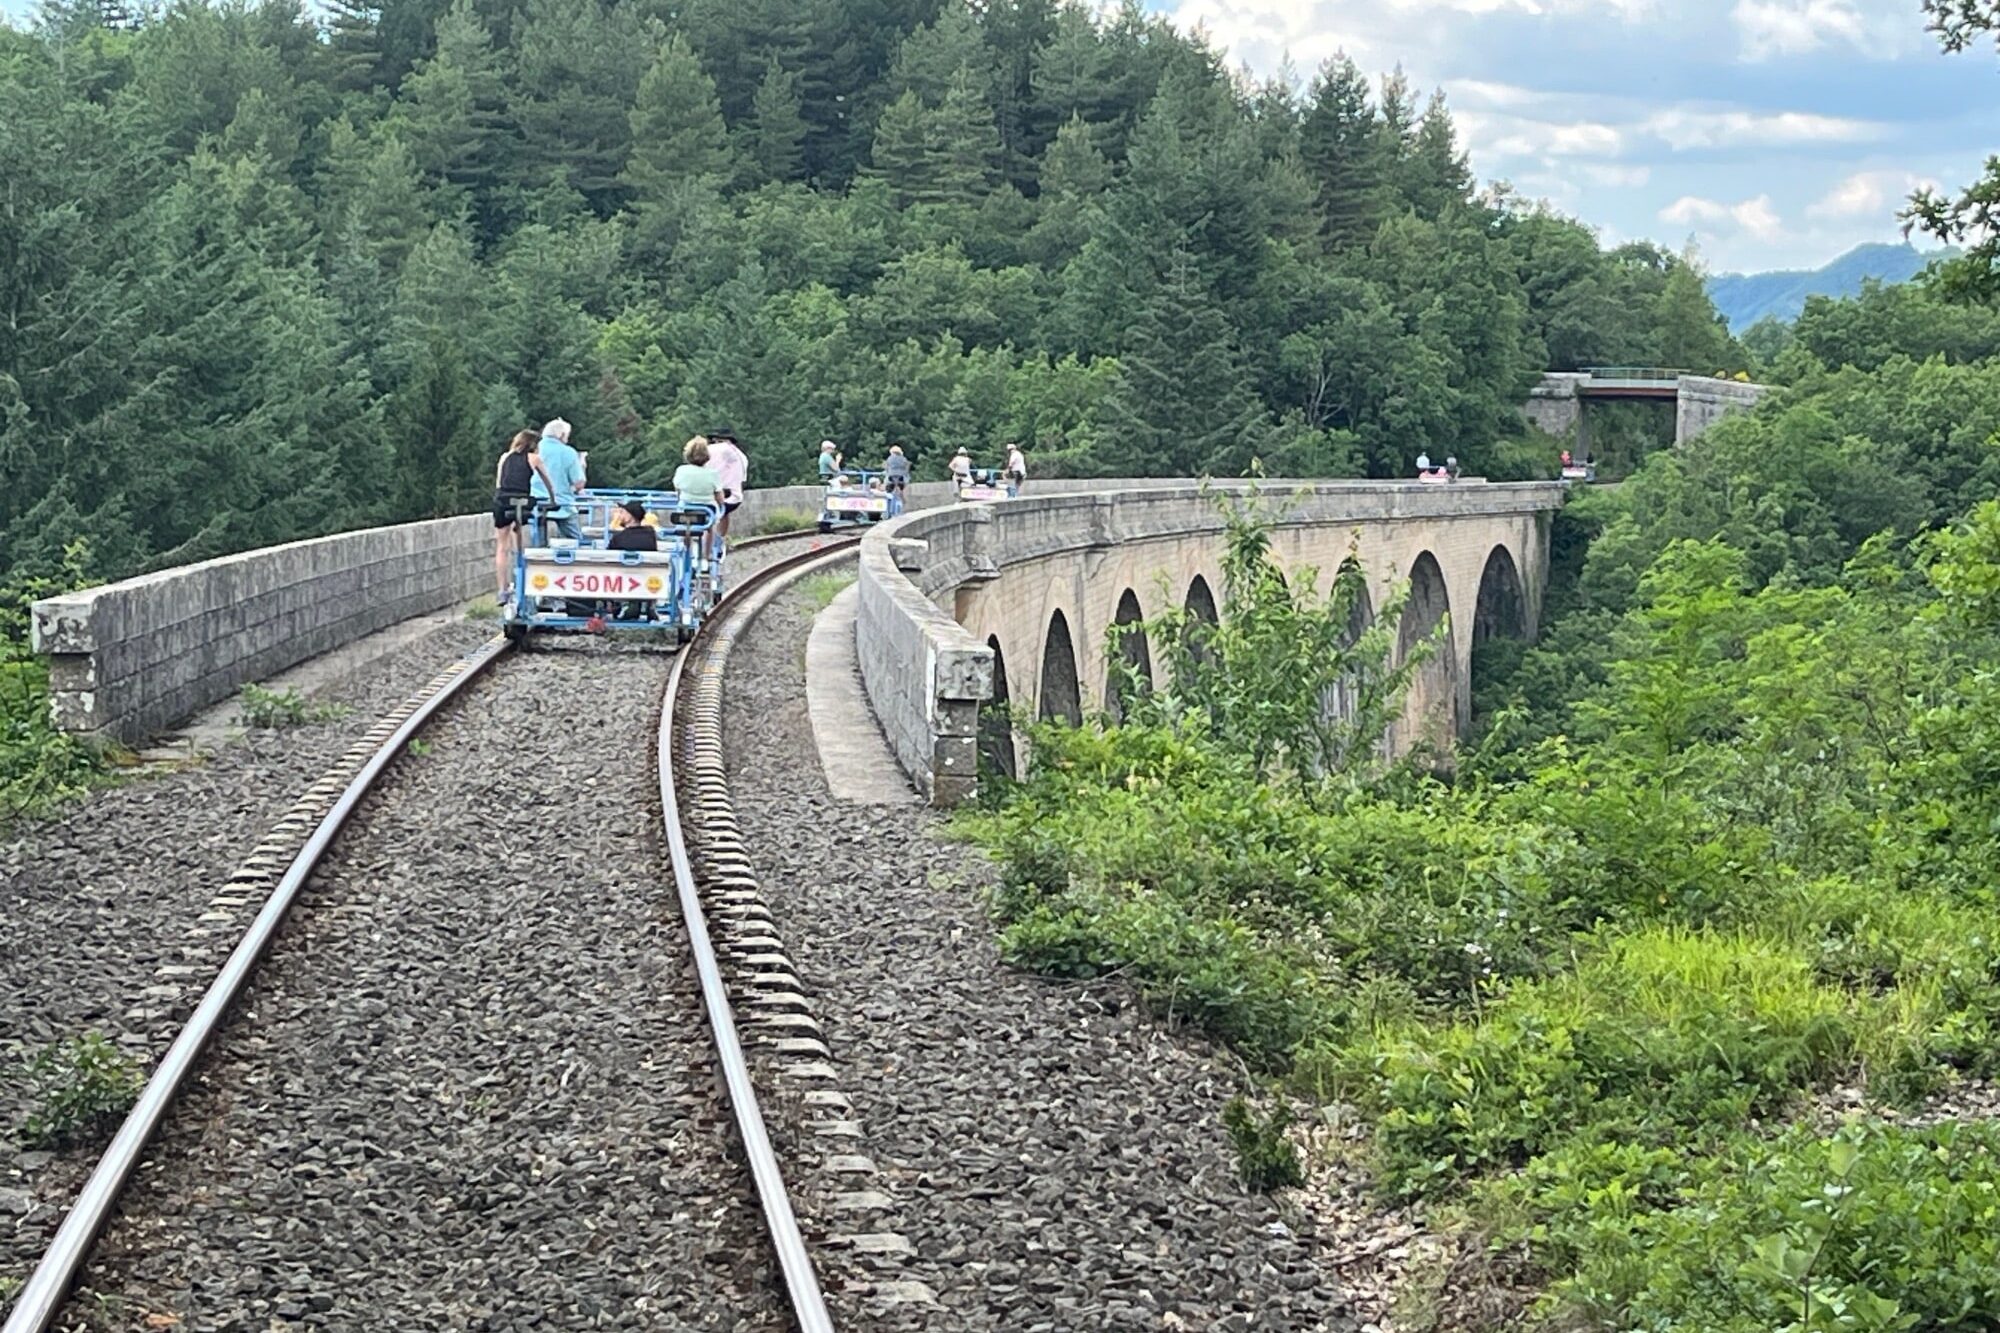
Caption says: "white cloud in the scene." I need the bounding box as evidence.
[1729,0,1919,59]
[1661,193,1785,239]
[1641,106,1886,149]
[1808,169,1941,218]
[1581,163,1653,187]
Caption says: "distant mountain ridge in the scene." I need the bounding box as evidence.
[1706,242,1948,331]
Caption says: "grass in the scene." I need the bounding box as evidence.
[237,684,349,729]
[465,594,501,620]
[754,507,818,535]
[799,572,855,612]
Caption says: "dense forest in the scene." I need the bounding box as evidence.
[965,5,2000,1323]
[0,0,1743,595]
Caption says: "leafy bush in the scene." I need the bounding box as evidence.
[1552,1121,2000,1331]
[0,541,105,820]
[1355,929,1916,1197]
[238,684,350,729]
[1222,1096,1304,1192]
[18,1032,143,1149]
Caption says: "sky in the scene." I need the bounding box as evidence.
[1154,0,2000,272]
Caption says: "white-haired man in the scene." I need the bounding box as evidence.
[529,418,586,542]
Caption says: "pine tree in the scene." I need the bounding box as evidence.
[1103,249,1268,476]
[1030,2,1107,136]
[865,89,934,208]
[1400,91,1472,218]
[932,64,1002,207]
[393,0,509,213]
[391,334,486,518]
[322,0,382,91]
[743,54,807,186]
[1300,55,1383,249]
[507,0,654,211]
[884,0,984,106]
[1655,258,1737,372]
[624,34,732,199]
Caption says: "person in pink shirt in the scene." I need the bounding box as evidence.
[708,426,749,540]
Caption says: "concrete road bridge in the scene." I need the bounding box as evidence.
[1523,367,1769,456]
[34,477,1567,804]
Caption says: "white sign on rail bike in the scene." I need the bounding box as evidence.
[522,557,670,601]
[828,494,888,514]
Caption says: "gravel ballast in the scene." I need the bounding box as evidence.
[0,614,495,1291]
[61,640,783,1331]
[722,575,1363,1332]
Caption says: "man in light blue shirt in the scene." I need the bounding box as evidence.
[529,418,586,542]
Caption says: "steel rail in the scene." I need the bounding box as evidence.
[4,633,512,1333]
[4,525,837,1332]
[657,536,858,1333]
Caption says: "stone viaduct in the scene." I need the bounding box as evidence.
[1524,369,1769,456]
[857,480,1567,803]
[34,478,1567,806]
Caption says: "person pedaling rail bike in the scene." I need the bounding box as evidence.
[817,440,840,480]
[492,428,556,606]
[674,437,724,574]
[529,417,587,542]
[949,447,973,488]
[606,498,659,621]
[708,427,748,543]
[883,444,910,515]
[1005,442,1027,497]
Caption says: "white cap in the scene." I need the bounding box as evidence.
[820,439,836,451]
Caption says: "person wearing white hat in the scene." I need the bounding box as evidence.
[817,440,840,480]
[949,448,972,488]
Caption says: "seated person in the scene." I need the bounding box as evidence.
[609,501,658,551]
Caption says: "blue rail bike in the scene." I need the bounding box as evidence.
[504,490,720,645]
[818,469,895,532]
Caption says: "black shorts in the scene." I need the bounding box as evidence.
[494,493,533,529]
[886,477,907,491]
[724,499,742,514]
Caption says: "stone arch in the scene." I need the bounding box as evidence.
[1472,544,1528,644]
[1039,610,1083,726]
[981,634,1017,780]
[1106,588,1153,719]
[1397,551,1457,751]
[1185,574,1219,624]
[1321,557,1375,729]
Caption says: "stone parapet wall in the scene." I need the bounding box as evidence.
[32,516,492,744]
[28,475,1195,746]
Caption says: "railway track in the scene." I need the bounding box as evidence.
[4,530,858,1333]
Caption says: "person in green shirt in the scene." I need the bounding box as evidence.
[673,436,723,570]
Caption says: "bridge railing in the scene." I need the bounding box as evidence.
[1579,366,1688,381]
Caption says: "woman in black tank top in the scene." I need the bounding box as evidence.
[493,429,544,603]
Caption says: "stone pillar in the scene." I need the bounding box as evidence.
[1523,373,1589,458]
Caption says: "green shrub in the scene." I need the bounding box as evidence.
[0,541,105,819]
[1222,1096,1305,1192]
[1358,928,1918,1197]
[754,507,816,535]
[465,594,501,620]
[1552,1121,2000,1330]
[18,1032,143,1149]
[239,684,349,729]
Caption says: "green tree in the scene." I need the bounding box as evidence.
[1101,248,1269,476]
[741,54,807,186]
